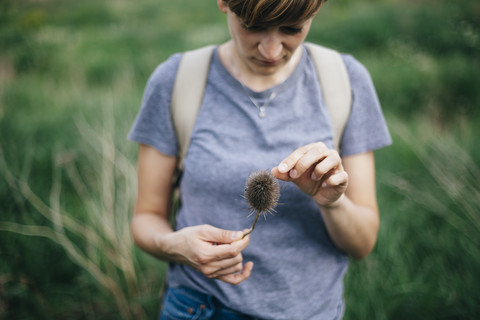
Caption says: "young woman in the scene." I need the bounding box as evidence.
[129,0,392,319]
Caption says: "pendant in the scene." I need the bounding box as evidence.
[259,107,265,118]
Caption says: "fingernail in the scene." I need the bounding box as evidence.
[311,172,318,180]
[278,163,288,172]
[322,182,327,188]
[289,169,298,178]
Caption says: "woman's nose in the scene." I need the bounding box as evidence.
[258,32,283,59]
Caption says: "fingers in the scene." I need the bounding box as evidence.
[184,225,252,283]
[310,152,341,182]
[197,236,253,285]
[271,142,349,206]
[200,254,244,279]
[192,225,248,262]
[206,232,250,260]
[218,261,254,285]
[273,143,316,180]
[272,142,341,182]
[322,170,349,188]
[199,224,244,244]
[201,238,253,285]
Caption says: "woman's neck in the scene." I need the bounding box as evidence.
[218,41,303,92]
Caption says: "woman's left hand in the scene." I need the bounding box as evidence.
[271,142,348,207]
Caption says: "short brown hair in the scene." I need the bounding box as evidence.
[223,0,325,27]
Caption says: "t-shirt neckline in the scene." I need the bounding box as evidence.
[212,45,308,100]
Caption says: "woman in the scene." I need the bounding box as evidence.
[129,0,392,319]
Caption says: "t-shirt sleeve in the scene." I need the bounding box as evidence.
[339,54,392,157]
[127,53,182,156]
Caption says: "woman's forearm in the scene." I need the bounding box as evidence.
[130,212,175,261]
[318,194,379,259]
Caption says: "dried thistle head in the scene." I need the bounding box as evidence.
[244,169,280,216]
[242,170,280,238]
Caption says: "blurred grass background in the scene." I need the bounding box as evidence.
[0,0,479,319]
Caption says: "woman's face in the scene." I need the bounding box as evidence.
[222,5,314,77]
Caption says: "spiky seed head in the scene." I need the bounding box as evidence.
[244,170,280,214]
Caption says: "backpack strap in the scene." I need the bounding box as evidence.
[171,45,216,171]
[304,42,352,152]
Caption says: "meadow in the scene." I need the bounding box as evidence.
[0,0,479,319]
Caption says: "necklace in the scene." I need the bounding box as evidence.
[240,84,278,119]
[225,44,293,119]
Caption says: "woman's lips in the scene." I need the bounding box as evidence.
[258,59,280,66]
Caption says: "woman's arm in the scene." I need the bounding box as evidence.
[131,144,253,284]
[271,143,379,259]
[319,151,379,259]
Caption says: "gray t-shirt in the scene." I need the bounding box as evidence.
[129,45,392,320]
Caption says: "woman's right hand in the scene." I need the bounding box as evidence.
[132,145,253,285]
[156,224,254,285]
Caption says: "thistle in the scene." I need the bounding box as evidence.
[242,170,280,238]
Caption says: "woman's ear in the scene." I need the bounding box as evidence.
[217,0,228,13]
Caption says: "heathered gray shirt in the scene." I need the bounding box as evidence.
[129,45,392,320]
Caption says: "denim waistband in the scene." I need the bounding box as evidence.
[160,285,258,320]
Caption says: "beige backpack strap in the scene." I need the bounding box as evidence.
[304,42,352,152]
[171,45,216,170]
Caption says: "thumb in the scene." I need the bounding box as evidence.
[201,225,243,244]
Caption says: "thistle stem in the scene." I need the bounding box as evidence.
[242,212,261,239]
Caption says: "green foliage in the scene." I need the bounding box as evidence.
[0,0,479,319]
[344,117,480,319]
[310,0,480,121]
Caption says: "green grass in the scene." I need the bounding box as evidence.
[1,0,479,319]
[344,116,480,319]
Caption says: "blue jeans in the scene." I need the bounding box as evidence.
[159,286,259,320]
